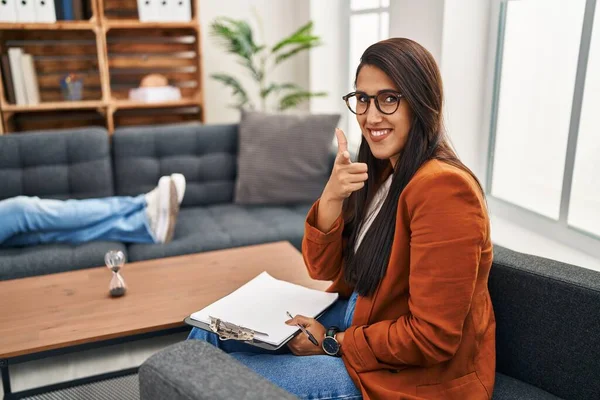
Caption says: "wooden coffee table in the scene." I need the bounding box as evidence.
[0,241,329,399]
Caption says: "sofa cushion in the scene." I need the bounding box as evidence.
[235,110,339,205]
[0,241,127,281]
[0,127,113,200]
[126,204,311,262]
[112,123,237,208]
[490,246,600,400]
[493,373,562,400]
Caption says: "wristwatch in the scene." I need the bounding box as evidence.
[322,326,341,356]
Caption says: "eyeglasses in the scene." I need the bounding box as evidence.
[342,90,403,115]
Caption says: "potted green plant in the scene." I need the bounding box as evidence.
[210,16,326,111]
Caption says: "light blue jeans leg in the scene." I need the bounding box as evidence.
[0,195,155,246]
[188,297,362,399]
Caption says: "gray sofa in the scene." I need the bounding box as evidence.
[0,123,318,281]
[139,245,600,400]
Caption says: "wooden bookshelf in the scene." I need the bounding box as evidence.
[114,98,201,110]
[0,0,204,134]
[0,22,97,31]
[3,100,106,112]
[105,20,199,30]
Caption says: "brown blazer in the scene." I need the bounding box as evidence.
[303,159,495,400]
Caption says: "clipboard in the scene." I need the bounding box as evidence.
[184,272,338,350]
[184,316,297,351]
[184,306,333,351]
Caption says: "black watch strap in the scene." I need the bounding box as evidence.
[326,326,340,338]
[322,326,342,357]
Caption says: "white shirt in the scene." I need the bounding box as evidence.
[354,174,394,252]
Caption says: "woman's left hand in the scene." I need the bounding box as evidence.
[285,315,326,356]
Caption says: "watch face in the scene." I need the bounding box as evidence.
[322,336,339,356]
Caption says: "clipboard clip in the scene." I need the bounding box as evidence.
[208,316,268,341]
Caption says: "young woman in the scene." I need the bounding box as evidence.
[189,37,495,400]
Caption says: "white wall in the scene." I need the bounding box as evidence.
[388,0,445,63]
[309,0,348,118]
[387,0,490,177]
[440,0,492,179]
[199,0,310,123]
[309,0,349,151]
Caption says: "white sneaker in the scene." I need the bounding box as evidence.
[145,176,180,243]
[170,173,186,205]
[145,176,168,240]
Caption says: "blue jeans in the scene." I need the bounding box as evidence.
[188,292,361,400]
[0,195,155,246]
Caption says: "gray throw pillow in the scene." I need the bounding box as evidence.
[235,110,340,205]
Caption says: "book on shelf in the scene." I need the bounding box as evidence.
[137,0,191,22]
[0,0,18,22]
[1,56,17,104]
[72,0,83,20]
[22,54,40,105]
[82,0,92,20]
[7,49,27,106]
[168,0,192,22]
[5,49,41,106]
[0,0,57,23]
[34,0,57,23]
[54,0,88,21]
[16,0,36,22]
[57,0,73,20]
[54,0,64,20]
[137,0,159,22]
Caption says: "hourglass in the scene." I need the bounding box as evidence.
[105,250,127,297]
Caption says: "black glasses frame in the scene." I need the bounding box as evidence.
[342,90,403,115]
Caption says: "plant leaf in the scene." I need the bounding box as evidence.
[272,21,316,53]
[274,41,321,65]
[210,17,263,80]
[260,82,301,98]
[210,17,261,59]
[237,59,263,81]
[211,73,250,108]
[278,91,327,111]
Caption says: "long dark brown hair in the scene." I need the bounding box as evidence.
[343,38,484,297]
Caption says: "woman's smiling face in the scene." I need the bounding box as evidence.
[355,64,413,167]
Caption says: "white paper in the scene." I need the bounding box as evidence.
[191,272,338,346]
[0,0,18,22]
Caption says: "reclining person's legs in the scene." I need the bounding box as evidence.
[3,198,153,246]
[0,195,146,244]
[0,174,186,246]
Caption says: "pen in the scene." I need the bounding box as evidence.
[286,311,319,347]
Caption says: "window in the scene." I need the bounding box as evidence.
[487,0,600,254]
[346,0,390,149]
[569,1,600,236]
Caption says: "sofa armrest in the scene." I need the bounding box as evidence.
[139,340,297,400]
